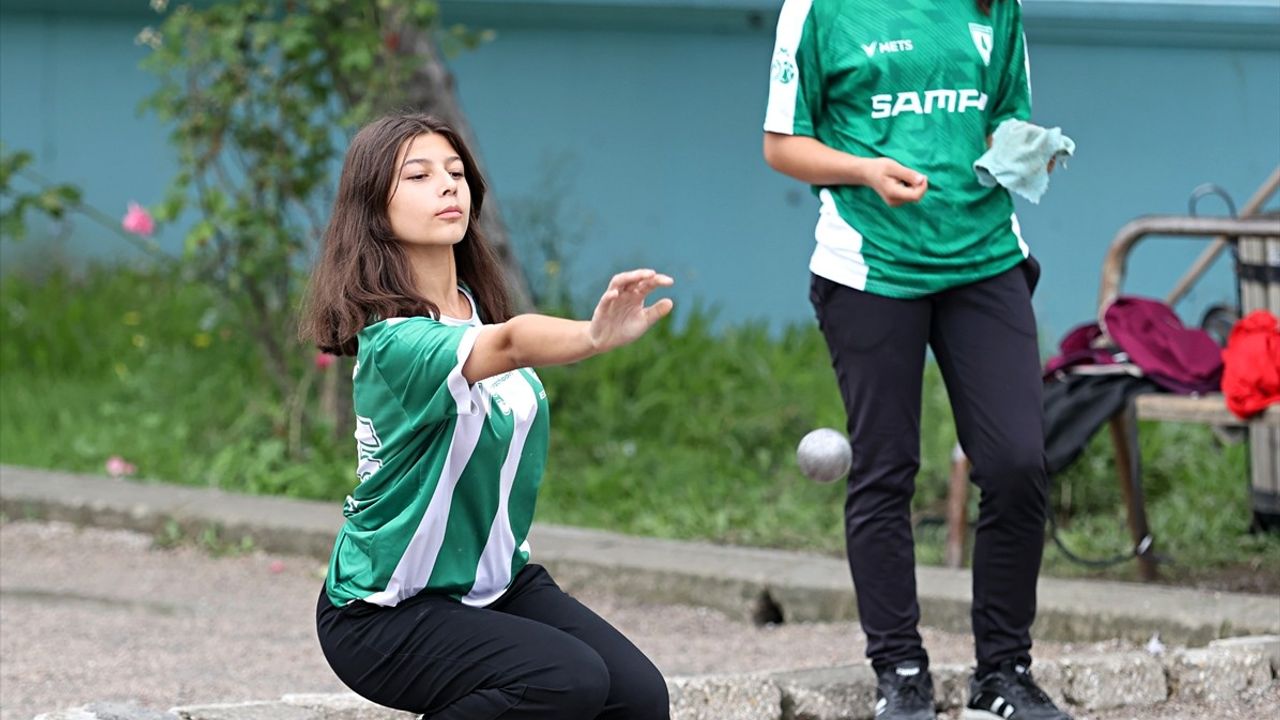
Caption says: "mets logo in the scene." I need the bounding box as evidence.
[771,47,797,84]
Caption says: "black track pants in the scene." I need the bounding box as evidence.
[809,259,1049,673]
[317,564,669,719]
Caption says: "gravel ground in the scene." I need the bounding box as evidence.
[0,520,1269,720]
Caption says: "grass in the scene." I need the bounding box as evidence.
[1037,424,1278,589]
[2,262,1276,590]
[0,262,350,499]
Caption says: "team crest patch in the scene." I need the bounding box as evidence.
[771,47,797,84]
[969,23,993,66]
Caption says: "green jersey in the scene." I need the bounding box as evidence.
[765,0,1033,297]
[324,290,550,608]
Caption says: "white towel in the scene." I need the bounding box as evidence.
[973,119,1076,204]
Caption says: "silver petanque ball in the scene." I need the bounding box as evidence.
[796,428,852,484]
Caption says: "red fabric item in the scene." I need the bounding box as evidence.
[1221,310,1280,419]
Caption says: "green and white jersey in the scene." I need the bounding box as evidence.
[764,0,1033,298]
[324,289,550,608]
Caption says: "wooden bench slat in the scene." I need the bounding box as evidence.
[1134,393,1280,426]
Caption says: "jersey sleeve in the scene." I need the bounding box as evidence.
[763,0,823,136]
[986,0,1032,134]
[375,319,483,427]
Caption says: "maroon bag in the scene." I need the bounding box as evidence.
[1043,322,1121,378]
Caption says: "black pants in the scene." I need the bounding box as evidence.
[316,564,669,719]
[809,260,1049,673]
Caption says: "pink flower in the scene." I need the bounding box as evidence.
[314,352,336,370]
[121,202,155,237]
[105,455,137,478]
[268,560,286,574]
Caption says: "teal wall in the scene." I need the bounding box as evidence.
[2,0,1279,342]
[0,7,177,263]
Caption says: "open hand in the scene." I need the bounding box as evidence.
[589,269,675,352]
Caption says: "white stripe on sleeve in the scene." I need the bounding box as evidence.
[446,326,482,416]
[763,0,814,135]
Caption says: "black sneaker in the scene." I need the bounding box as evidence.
[874,662,936,719]
[965,661,1073,719]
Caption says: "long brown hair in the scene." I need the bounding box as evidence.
[300,114,513,355]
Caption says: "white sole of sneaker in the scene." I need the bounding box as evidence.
[962,710,1006,720]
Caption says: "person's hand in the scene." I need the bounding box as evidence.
[865,157,928,207]
[588,269,675,352]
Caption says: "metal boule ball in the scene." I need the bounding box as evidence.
[796,428,852,484]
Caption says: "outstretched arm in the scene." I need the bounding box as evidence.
[462,269,674,384]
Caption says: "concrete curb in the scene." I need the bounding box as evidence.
[33,638,1279,720]
[4,465,1277,648]
[11,466,1276,720]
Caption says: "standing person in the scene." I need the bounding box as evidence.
[762,2,1071,719]
[301,113,673,720]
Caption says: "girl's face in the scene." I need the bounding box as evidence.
[387,132,471,249]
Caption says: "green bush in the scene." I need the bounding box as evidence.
[2,262,1275,584]
[0,263,347,496]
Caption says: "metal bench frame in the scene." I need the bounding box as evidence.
[944,168,1280,579]
[1096,211,1280,580]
